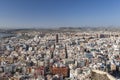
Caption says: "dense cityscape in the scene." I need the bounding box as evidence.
[1,0,120,80]
[0,29,119,80]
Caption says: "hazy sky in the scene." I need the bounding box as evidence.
[0,0,120,28]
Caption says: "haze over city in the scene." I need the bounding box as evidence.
[0,0,120,28]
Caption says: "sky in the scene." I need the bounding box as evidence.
[0,0,120,28]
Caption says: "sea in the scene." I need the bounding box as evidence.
[0,33,14,38]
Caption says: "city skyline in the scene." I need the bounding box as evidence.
[0,0,120,28]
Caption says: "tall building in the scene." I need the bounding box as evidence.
[65,45,68,58]
[56,34,59,43]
